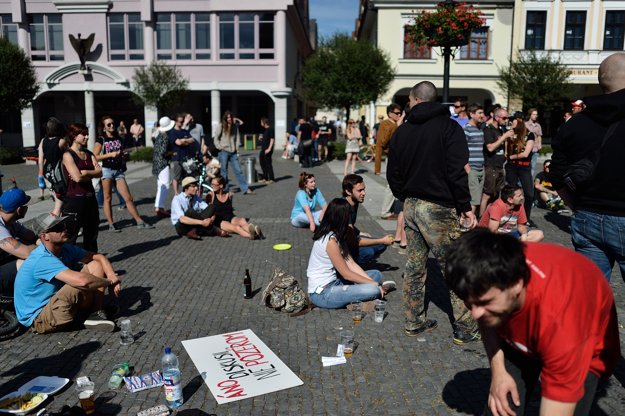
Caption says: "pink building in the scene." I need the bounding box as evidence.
[0,0,315,148]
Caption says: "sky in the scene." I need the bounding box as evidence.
[309,0,360,40]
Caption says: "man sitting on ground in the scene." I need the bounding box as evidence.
[534,160,568,213]
[342,174,393,265]
[170,176,229,240]
[479,184,544,242]
[445,230,620,416]
[14,214,121,333]
[0,188,37,297]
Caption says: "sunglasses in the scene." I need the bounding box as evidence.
[106,123,114,127]
[454,105,462,108]
[391,112,402,115]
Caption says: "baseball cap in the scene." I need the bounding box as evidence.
[181,176,198,189]
[0,188,31,212]
[508,111,525,121]
[32,213,71,235]
[158,116,175,132]
[571,99,584,107]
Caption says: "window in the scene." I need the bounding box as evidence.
[525,11,546,50]
[156,13,210,60]
[458,27,489,60]
[564,11,586,50]
[108,13,144,60]
[604,11,625,50]
[0,15,18,45]
[403,27,431,59]
[29,14,64,61]
[218,12,274,60]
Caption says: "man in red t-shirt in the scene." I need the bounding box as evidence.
[479,185,543,242]
[446,230,621,416]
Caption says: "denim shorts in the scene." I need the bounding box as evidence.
[102,167,125,180]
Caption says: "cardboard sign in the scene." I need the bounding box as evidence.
[182,329,303,404]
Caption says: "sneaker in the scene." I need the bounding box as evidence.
[381,213,398,220]
[557,208,570,214]
[243,189,256,195]
[381,280,396,292]
[525,220,537,228]
[117,205,127,211]
[103,304,120,320]
[136,221,155,229]
[453,323,481,345]
[265,180,274,184]
[258,179,267,184]
[254,224,265,239]
[108,224,121,233]
[84,310,115,332]
[404,319,438,337]
[248,224,257,240]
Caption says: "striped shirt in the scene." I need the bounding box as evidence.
[464,124,484,169]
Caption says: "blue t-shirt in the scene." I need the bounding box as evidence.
[14,244,87,326]
[290,189,327,220]
[168,128,194,161]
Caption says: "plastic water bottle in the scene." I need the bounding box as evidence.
[108,362,129,390]
[161,347,183,409]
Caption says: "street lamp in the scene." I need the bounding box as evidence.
[441,0,457,103]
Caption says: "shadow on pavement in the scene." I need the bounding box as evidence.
[120,286,153,318]
[178,410,216,416]
[0,341,101,397]
[442,368,489,415]
[181,374,205,405]
[424,258,454,324]
[107,236,178,263]
[543,210,571,234]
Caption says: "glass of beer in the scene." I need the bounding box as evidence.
[340,330,355,357]
[76,381,95,415]
[351,301,363,323]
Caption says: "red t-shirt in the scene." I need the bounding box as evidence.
[478,199,527,233]
[497,243,621,402]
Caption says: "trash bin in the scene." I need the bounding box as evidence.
[245,157,257,184]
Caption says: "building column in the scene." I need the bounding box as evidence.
[144,105,158,147]
[17,24,29,52]
[211,89,221,137]
[20,107,36,147]
[84,88,96,149]
[273,96,288,148]
[276,10,286,87]
[144,22,155,62]
[369,101,375,132]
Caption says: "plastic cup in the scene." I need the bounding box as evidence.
[340,330,355,357]
[374,300,387,323]
[75,381,95,415]
[119,319,134,345]
[351,301,363,324]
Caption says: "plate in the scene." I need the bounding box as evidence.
[272,243,292,251]
[18,376,69,395]
[0,392,48,415]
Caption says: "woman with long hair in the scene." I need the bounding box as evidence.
[307,198,394,309]
[38,117,67,216]
[214,111,254,195]
[94,115,154,231]
[61,123,101,251]
[344,119,361,176]
[505,112,535,222]
[206,176,263,240]
[290,172,327,232]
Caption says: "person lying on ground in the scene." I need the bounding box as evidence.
[290,172,327,232]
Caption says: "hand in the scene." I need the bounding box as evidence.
[109,280,121,297]
[201,218,212,227]
[488,370,520,416]
[379,285,386,298]
[265,149,271,154]
[460,211,477,229]
[383,235,394,246]
[309,223,316,233]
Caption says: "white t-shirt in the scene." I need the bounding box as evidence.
[306,233,337,293]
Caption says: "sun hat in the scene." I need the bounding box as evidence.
[32,213,71,235]
[0,188,31,212]
[571,99,584,108]
[181,177,199,189]
[158,116,175,132]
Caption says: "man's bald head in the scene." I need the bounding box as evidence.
[409,81,437,103]
[598,52,625,93]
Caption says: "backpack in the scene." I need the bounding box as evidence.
[261,267,312,317]
[43,158,68,198]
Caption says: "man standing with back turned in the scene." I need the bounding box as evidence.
[550,52,625,281]
[387,81,478,344]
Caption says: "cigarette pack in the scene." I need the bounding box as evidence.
[123,371,164,393]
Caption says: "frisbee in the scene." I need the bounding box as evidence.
[273,243,292,251]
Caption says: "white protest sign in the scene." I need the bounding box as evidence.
[182,329,303,404]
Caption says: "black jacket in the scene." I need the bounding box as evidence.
[550,88,625,214]
[387,101,471,213]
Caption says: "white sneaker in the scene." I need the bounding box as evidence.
[381,281,397,292]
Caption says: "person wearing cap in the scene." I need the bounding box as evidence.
[170,176,229,240]
[14,213,121,333]
[571,99,585,114]
[0,188,37,298]
[153,116,175,218]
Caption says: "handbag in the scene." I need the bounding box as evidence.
[563,121,619,191]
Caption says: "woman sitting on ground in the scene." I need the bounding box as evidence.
[206,176,264,240]
[290,172,327,232]
[307,198,395,309]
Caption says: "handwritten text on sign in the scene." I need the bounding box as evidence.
[182,329,303,404]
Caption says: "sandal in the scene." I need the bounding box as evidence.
[254,225,265,240]
[248,224,257,240]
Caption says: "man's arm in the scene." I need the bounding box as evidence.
[0,237,35,260]
[539,398,575,416]
[482,326,521,416]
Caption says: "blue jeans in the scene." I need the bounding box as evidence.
[218,151,249,193]
[291,211,322,228]
[530,151,539,178]
[310,270,383,309]
[358,236,387,265]
[570,210,625,282]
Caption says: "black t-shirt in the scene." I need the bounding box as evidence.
[483,125,505,169]
[299,123,313,141]
[261,127,275,150]
[96,135,125,170]
[318,123,330,136]
[535,171,554,190]
[168,128,194,161]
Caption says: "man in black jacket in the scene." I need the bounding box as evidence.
[387,81,479,344]
[550,52,625,282]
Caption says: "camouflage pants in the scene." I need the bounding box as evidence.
[403,198,474,331]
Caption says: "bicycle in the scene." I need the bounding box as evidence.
[0,295,19,338]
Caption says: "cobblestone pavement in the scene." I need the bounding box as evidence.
[0,155,624,415]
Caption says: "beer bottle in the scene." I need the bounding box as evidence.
[244,269,253,299]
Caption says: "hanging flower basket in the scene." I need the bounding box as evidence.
[405,1,485,49]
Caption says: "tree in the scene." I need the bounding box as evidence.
[497,50,572,112]
[132,61,189,114]
[302,34,395,120]
[0,38,39,114]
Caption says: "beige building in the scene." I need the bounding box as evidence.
[356,0,515,120]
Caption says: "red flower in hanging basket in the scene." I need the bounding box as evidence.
[405,1,485,48]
